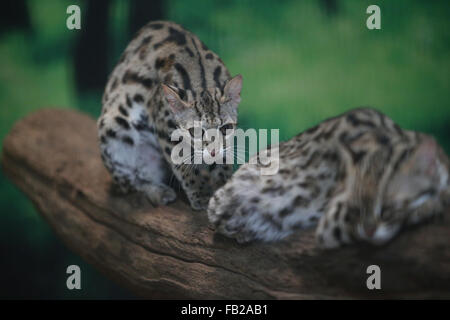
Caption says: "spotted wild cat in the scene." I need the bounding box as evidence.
[98,21,242,210]
[208,108,449,248]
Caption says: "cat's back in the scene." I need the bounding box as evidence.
[105,20,230,98]
[207,108,414,242]
[212,107,407,215]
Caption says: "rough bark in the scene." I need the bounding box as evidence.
[2,109,449,299]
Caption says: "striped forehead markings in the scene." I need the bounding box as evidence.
[190,36,207,90]
[174,63,193,96]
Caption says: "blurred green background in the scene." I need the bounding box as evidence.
[0,0,449,299]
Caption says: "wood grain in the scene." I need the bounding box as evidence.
[2,108,449,299]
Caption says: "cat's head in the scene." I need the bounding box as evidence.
[358,135,449,244]
[384,136,449,214]
[161,74,242,163]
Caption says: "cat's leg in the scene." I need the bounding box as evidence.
[173,163,232,211]
[208,165,322,243]
[98,97,176,205]
[207,168,281,242]
[316,199,356,249]
[317,200,402,248]
[208,184,291,243]
[208,185,251,241]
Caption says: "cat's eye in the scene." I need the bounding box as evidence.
[220,123,234,136]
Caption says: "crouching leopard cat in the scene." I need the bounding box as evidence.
[98,21,242,210]
[208,108,450,248]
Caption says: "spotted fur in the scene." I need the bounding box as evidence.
[208,108,450,248]
[98,21,242,210]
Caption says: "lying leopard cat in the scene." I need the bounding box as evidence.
[208,108,449,248]
[98,21,242,210]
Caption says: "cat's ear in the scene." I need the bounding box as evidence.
[410,136,438,175]
[162,84,191,113]
[222,74,242,106]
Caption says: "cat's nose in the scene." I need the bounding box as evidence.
[210,149,216,157]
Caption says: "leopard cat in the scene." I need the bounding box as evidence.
[208,108,450,248]
[98,21,242,210]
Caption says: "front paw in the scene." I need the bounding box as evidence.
[142,184,177,206]
[188,197,210,211]
[159,186,177,205]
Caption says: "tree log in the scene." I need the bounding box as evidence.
[2,109,449,299]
